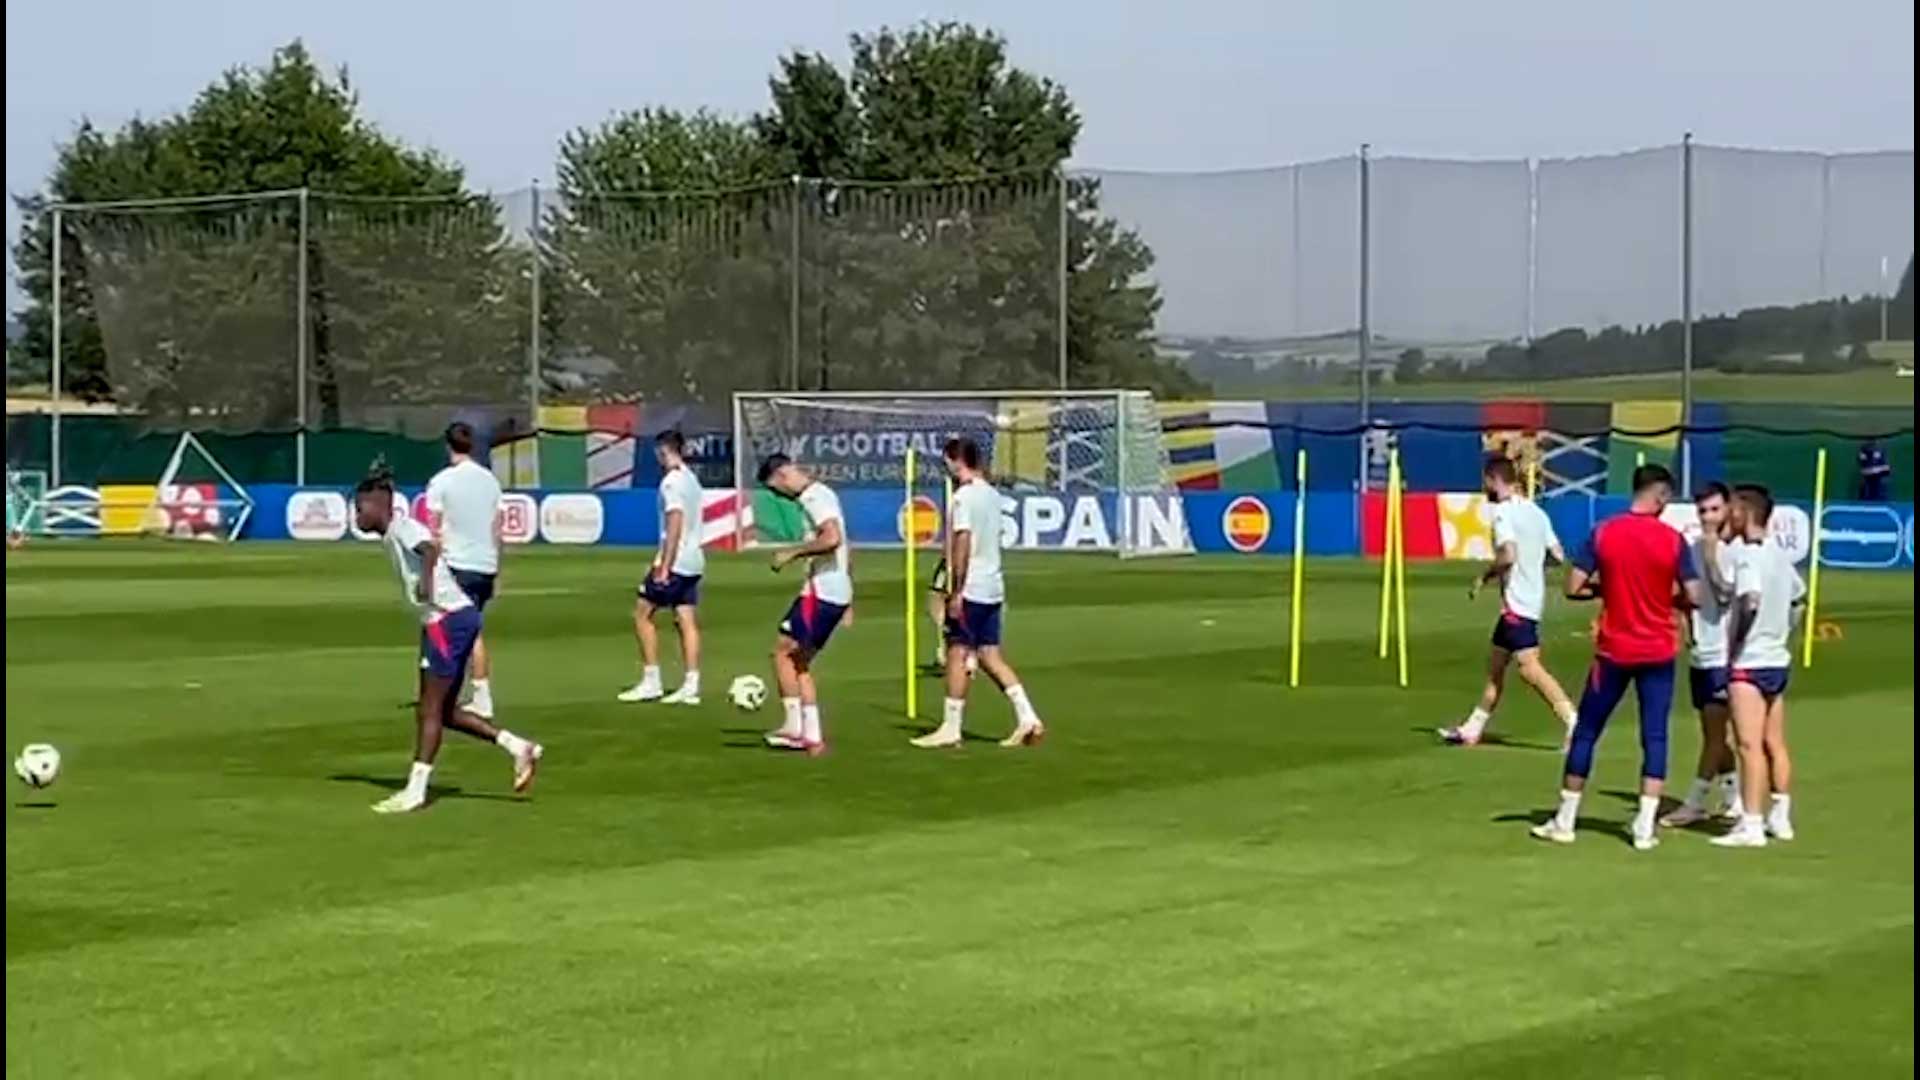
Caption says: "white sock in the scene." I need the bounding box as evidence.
[1739,811,1765,835]
[404,761,433,801]
[469,677,493,705]
[1555,702,1577,727]
[641,665,661,686]
[1004,684,1040,727]
[801,704,823,745]
[1634,795,1660,836]
[681,670,701,693]
[494,729,530,757]
[1461,706,1492,739]
[779,697,802,735]
[1553,789,1582,830]
[942,696,965,735]
[1683,777,1713,810]
[1769,793,1792,822]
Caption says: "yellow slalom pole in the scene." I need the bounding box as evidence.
[1377,453,1397,659]
[1801,447,1828,669]
[904,446,918,720]
[1393,449,1410,688]
[1526,458,1539,500]
[1635,449,1646,468]
[1289,448,1307,688]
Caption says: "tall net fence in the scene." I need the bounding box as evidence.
[18,145,1914,492]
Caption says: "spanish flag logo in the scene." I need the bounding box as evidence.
[1222,496,1271,553]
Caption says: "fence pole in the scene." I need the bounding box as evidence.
[50,207,62,489]
[1680,134,1694,495]
[529,183,543,439]
[789,175,802,391]
[296,188,309,486]
[1357,144,1372,490]
[1057,168,1069,390]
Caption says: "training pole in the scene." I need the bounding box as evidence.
[1377,450,1397,659]
[1801,448,1827,669]
[1289,448,1308,688]
[1526,458,1539,500]
[1392,449,1410,688]
[905,447,918,719]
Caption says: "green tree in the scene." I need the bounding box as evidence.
[546,22,1197,401]
[12,41,524,429]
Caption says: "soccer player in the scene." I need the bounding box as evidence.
[1438,457,1578,747]
[1662,482,1745,827]
[910,437,1046,749]
[425,422,504,718]
[756,454,851,755]
[1712,484,1806,848]
[1531,463,1706,851]
[618,431,705,705]
[353,464,541,814]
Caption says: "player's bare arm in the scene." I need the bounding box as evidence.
[414,539,441,604]
[771,518,843,571]
[657,508,684,584]
[947,527,972,618]
[1471,541,1516,598]
[1565,565,1599,601]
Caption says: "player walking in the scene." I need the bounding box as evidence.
[1713,484,1806,848]
[425,423,504,718]
[355,463,541,814]
[1439,457,1578,747]
[1532,464,1705,851]
[757,454,852,756]
[1662,482,1745,827]
[619,431,705,705]
[911,437,1045,749]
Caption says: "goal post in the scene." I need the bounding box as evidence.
[730,390,1193,558]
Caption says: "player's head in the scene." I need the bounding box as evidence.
[756,453,805,499]
[1695,481,1731,534]
[654,429,686,468]
[1731,483,1774,537]
[1481,456,1518,500]
[444,422,476,461]
[943,436,983,479]
[353,458,397,535]
[1631,463,1676,510]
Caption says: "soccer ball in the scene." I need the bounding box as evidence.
[728,675,768,712]
[14,743,61,789]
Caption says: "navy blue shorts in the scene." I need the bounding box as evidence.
[1732,666,1790,700]
[420,606,483,682]
[1689,666,1730,710]
[779,595,848,654]
[945,599,1004,649]
[639,572,702,609]
[1490,613,1540,652]
[451,569,497,611]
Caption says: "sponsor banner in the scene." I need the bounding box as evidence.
[539,493,604,544]
[286,491,349,541]
[1818,504,1905,569]
[897,494,942,545]
[1221,495,1271,553]
[499,493,538,545]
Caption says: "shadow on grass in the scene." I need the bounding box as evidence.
[12,801,58,810]
[1406,726,1562,753]
[1491,808,1637,847]
[326,773,523,803]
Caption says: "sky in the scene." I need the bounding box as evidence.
[5,0,1915,309]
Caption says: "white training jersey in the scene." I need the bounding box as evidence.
[796,481,853,605]
[1687,535,1740,669]
[424,458,502,574]
[950,476,1006,604]
[656,465,706,577]
[385,514,472,624]
[1731,537,1805,670]
[1489,496,1558,622]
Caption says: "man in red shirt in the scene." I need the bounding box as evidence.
[1532,464,1707,851]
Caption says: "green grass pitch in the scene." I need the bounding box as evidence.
[5,544,1913,1077]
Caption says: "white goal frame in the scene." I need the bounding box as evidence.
[730,389,1191,558]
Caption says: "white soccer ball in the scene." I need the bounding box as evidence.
[728,675,768,712]
[14,743,61,789]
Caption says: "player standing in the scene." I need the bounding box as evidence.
[618,431,705,705]
[1662,482,1744,827]
[1531,464,1705,851]
[354,463,541,814]
[425,423,504,718]
[910,437,1046,749]
[1438,457,1578,747]
[1712,484,1806,848]
[756,454,851,756]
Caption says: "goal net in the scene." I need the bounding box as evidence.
[732,391,1192,558]
[23,433,254,541]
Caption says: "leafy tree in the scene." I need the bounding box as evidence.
[11,41,524,430]
[546,22,1197,402]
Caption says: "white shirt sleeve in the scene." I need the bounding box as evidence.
[1490,505,1514,550]
[393,515,430,552]
[424,473,445,517]
[949,489,972,534]
[1732,543,1761,599]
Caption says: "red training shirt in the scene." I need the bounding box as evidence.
[1573,509,1698,665]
